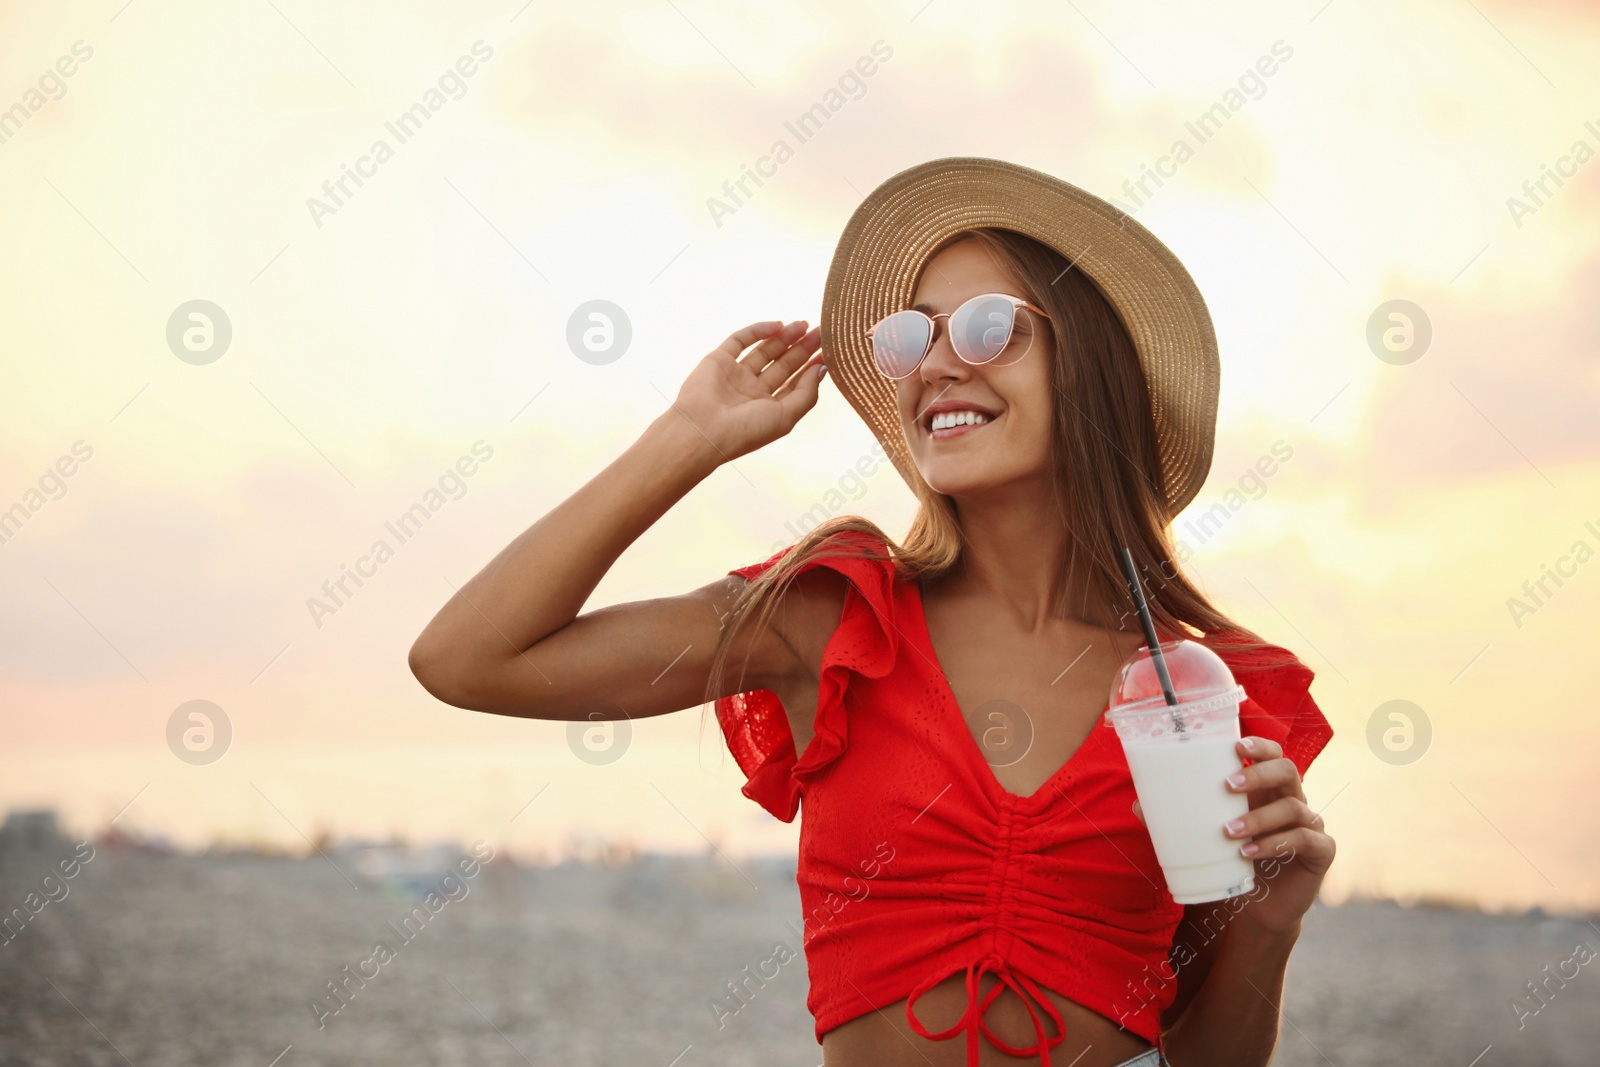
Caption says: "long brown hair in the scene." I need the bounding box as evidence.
[702,226,1282,718]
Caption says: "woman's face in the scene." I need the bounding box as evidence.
[894,237,1056,498]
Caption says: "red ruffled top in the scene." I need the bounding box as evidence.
[714,530,1333,1064]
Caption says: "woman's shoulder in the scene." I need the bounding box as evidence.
[725,527,906,671]
[715,528,912,822]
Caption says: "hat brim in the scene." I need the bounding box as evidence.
[819,156,1219,519]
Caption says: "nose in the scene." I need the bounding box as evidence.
[918,316,969,384]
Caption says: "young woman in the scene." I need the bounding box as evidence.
[410,158,1335,1067]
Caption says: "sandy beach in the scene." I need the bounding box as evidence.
[1,842,1595,1066]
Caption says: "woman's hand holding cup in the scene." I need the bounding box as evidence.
[1220,735,1336,936]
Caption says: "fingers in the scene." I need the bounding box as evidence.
[1238,826,1336,870]
[1225,755,1301,799]
[717,320,787,360]
[774,345,828,419]
[760,325,822,391]
[1224,795,1322,844]
[740,320,811,374]
[1238,735,1282,763]
[1131,798,1144,825]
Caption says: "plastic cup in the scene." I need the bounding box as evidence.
[1105,639,1255,905]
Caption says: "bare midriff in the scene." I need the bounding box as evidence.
[820,973,1155,1067]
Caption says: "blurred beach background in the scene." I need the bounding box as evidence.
[2,0,1599,1062]
[0,820,1596,1066]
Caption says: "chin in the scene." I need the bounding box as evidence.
[918,458,1030,497]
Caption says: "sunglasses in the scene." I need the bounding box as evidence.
[865,292,1052,380]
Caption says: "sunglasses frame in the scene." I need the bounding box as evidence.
[865,292,1052,381]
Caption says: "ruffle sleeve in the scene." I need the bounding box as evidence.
[1206,630,1334,779]
[715,530,901,823]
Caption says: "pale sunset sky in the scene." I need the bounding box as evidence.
[2,0,1598,914]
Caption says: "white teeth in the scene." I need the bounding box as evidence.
[933,411,984,430]
[929,410,992,431]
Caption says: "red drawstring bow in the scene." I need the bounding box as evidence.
[906,952,1068,1065]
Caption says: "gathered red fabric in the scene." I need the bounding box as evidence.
[714,530,1334,1063]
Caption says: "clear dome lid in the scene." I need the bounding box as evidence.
[1107,638,1243,718]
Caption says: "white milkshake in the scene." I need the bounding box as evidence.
[1106,640,1255,904]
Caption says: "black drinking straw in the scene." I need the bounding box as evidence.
[1117,547,1183,721]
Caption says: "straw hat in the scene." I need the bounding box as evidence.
[819,156,1220,519]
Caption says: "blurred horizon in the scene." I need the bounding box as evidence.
[4,804,1593,924]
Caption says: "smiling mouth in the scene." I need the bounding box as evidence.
[925,409,999,440]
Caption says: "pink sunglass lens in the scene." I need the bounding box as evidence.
[949,295,1018,364]
[871,311,931,378]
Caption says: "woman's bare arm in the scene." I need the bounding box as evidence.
[408,319,825,719]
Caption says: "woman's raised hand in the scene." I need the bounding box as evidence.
[666,320,826,464]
